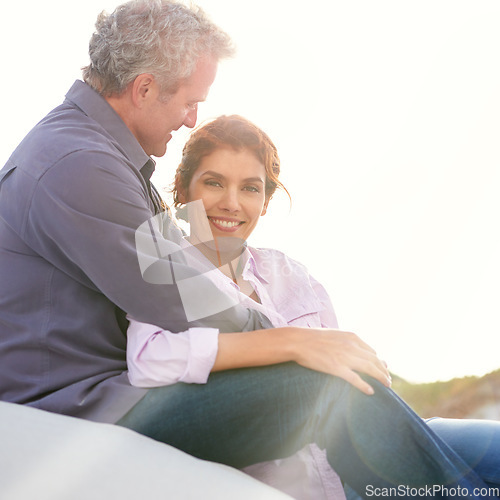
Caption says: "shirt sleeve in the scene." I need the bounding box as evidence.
[25,150,267,334]
[308,275,339,329]
[253,248,339,330]
[126,317,219,387]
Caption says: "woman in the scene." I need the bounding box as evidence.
[123,115,500,499]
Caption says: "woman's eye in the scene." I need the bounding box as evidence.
[244,186,260,193]
[205,180,222,187]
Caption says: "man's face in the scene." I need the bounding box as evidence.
[134,57,218,157]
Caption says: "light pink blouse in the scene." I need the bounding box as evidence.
[126,243,345,500]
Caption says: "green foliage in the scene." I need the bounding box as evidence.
[391,369,500,419]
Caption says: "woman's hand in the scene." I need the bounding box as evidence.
[214,327,391,395]
[285,328,391,395]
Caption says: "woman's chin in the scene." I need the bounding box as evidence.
[213,235,247,253]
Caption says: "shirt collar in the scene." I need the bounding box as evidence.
[140,158,156,183]
[241,247,269,284]
[179,237,269,285]
[65,80,151,171]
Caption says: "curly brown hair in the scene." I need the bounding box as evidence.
[172,115,289,206]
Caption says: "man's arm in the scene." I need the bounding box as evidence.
[26,150,268,333]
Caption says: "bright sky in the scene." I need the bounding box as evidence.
[2,1,500,383]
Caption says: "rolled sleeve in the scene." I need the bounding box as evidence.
[126,318,219,387]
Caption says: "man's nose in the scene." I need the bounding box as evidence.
[183,106,198,129]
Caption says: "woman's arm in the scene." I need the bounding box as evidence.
[127,317,389,395]
[214,327,391,396]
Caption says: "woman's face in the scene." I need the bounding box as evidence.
[183,147,269,244]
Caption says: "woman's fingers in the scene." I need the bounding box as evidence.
[348,350,392,389]
[293,328,391,394]
[334,366,376,395]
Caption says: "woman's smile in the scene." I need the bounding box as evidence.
[208,216,245,232]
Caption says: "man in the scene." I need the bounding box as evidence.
[0,0,263,424]
[0,1,497,497]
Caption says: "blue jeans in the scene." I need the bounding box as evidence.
[426,417,500,489]
[117,363,500,499]
[345,417,500,499]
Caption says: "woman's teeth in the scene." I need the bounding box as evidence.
[211,218,241,228]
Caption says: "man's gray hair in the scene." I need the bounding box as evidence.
[82,0,234,97]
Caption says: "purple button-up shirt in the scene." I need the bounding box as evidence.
[0,80,270,422]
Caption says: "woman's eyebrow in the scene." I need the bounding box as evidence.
[200,170,224,179]
[243,177,264,184]
[200,171,264,183]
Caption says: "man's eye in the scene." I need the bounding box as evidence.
[187,103,198,111]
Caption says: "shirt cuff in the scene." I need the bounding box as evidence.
[126,318,219,387]
[181,327,219,384]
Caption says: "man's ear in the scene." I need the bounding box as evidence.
[131,73,156,108]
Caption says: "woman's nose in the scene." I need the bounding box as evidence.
[219,189,241,212]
